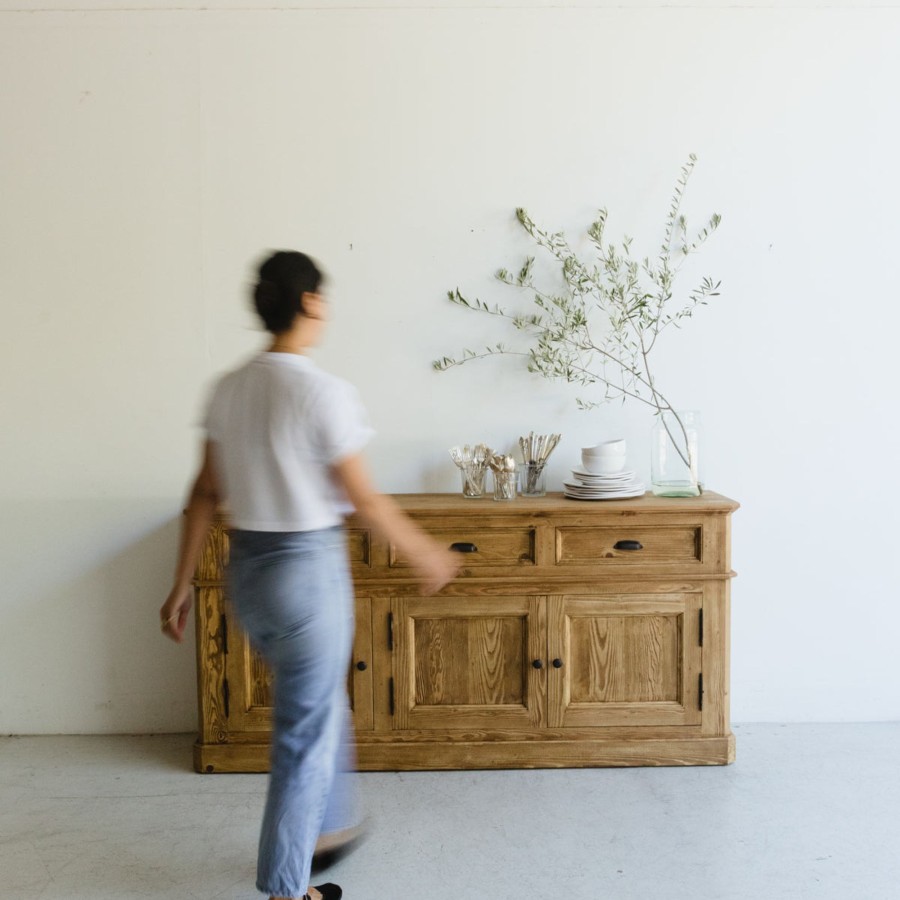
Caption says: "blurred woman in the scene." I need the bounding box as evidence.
[160,251,457,900]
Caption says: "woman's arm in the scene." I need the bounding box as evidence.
[160,440,222,643]
[331,453,458,594]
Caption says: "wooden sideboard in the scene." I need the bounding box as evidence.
[193,491,739,772]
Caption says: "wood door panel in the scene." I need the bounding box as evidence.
[248,647,274,709]
[223,597,373,734]
[413,614,526,706]
[350,596,374,731]
[568,613,681,704]
[224,634,271,733]
[394,596,545,731]
[550,594,702,728]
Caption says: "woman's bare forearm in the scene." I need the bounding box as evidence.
[171,476,219,590]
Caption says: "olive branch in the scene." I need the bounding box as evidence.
[433,155,721,470]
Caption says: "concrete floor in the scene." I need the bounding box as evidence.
[1,723,898,899]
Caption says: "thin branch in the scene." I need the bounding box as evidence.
[437,156,721,479]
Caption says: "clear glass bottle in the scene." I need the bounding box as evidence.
[651,410,702,497]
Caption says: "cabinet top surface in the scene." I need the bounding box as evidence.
[375,491,739,515]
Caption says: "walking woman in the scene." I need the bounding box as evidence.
[159,251,458,900]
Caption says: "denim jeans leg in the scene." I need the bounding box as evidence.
[228,528,354,899]
[320,703,362,836]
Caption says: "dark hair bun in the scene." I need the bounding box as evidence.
[252,251,323,334]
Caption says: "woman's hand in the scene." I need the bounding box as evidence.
[160,440,220,645]
[331,454,460,595]
[409,543,460,595]
[160,584,193,643]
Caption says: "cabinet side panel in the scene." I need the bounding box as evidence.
[701,579,731,738]
[194,585,228,747]
[196,521,229,584]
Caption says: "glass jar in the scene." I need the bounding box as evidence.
[519,462,546,497]
[651,410,702,497]
[492,469,518,501]
[459,464,487,499]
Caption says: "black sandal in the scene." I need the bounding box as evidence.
[311,830,366,875]
[308,884,342,900]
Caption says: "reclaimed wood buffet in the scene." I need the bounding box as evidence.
[193,491,739,772]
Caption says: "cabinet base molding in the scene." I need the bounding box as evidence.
[194,733,735,773]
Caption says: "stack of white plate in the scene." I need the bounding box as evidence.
[563,467,646,500]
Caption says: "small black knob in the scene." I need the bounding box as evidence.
[450,542,478,553]
[532,659,543,669]
[614,540,643,552]
[356,661,367,671]
[552,658,563,669]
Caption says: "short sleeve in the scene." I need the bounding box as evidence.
[311,377,375,463]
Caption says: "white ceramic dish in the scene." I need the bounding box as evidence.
[563,486,646,500]
[581,458,627,475]
[564,479,645,492]
[571,468,636,481]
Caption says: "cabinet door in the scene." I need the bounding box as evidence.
[222,596,374,734]
[548,593,702,728]
[392,595,546,731]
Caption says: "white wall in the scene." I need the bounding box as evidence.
[2,1,898,733]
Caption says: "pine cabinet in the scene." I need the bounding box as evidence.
[193,492,738,772]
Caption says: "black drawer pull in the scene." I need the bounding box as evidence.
[450,542,478,553]
[614,540,643,552]
[552,658,564,669]
[356,661,367,671]
[532,659,543,669]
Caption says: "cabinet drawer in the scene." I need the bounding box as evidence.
[556,524,703,567]
[390,526,536,568]
[346,528,372,569]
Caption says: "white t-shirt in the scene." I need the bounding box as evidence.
[203,352,374,531]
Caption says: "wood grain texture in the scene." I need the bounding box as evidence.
[193,734,735,773]
[556,524,701,566]
[193,493,737,771]
[194,586,228,745]
[393,595,544,731]
[390,526,536,568]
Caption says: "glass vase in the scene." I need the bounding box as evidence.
[651,410,702,497]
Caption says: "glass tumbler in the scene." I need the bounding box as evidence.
[493,469,517,501]
[460,464,487,498]
[519,463,546,497]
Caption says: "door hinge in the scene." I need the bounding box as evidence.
[387,612,394,651]
[699,608,703,647]
[220,614,228,655]
[388,677,395,716]
[698,673,703,711]
[223,677,230,719]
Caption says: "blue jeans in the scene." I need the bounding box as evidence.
[228,527,360,899]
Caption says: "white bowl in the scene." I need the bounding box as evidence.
[582,449,626,460]
[582,439,626,457]
[581,455,627,475]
